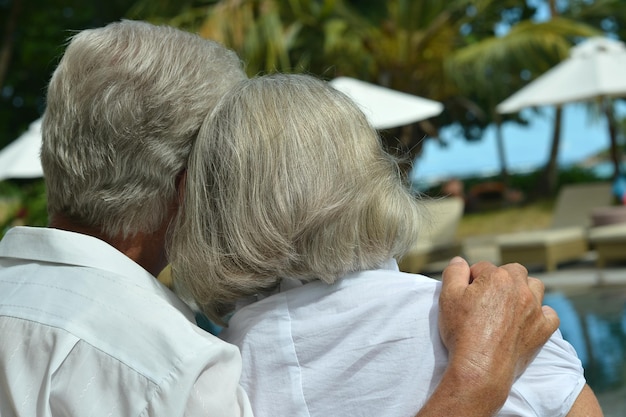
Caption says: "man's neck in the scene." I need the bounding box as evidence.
[48,214,168,277]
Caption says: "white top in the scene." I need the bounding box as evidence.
[0,226,253,417]
[221,259,586,417]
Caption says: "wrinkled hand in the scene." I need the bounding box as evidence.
[438,257,560,405]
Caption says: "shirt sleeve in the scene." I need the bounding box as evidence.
[144,333,254,417]
[182,336,254,417]
[185,374,253,417]
[500,329,586,417]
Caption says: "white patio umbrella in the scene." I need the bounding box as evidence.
[0,78,445,182]
[497,37,626,177]
[329,77,444,129]
[0,118,44,181]
[498,37,626,112]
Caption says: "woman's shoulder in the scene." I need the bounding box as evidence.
[338,262,442,295]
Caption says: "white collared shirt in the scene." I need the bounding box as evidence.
[221,260,586,417]
[0,226,252,417]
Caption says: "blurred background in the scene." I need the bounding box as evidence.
[2,0,626,229]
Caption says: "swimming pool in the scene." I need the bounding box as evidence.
[544,285,626,416]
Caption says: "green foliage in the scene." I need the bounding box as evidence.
[0,0,131,150]
[563,0,626,41]
[0,179,47,238]
[555,165,607,186]
[490,166,604,196]
[423,165,605,202]
[4,0,623,152]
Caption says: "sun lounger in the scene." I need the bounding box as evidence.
[588,222,626,268]
[496,182,613,271]
[399,196,464,273]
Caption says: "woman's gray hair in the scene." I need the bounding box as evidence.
[41,20,246,238]
[170,73,424,323]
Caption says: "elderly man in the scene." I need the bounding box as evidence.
[0,20,561,417]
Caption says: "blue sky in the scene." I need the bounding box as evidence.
[410,103,624,188]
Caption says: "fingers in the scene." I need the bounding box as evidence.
[526,277,545,303]
[492,265,559,332]
[440,258,563,383]
[441,257,470,292]
[513,274,559,333]
[444,258,559,336]
[467,260,498,283]
[541,305,561,333]
[469,261,525,286]
[471,261,528,280]
[499,262,528,280]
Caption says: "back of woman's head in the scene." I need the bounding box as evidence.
[41,20,246,238]
[170,73,422,322]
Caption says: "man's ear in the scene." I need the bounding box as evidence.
[175,169,187,206]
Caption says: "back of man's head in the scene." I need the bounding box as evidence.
[41,20,246,238]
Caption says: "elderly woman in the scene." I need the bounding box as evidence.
[169,74,600,417]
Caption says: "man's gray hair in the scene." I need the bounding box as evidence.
[41,20,246,238]
[169,74,424,323]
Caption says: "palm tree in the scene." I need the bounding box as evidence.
[327,1,598,179]
[446,12,600,194]
[147,0,371,77]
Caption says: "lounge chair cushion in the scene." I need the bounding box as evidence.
[497,227,585,247]
[588,223,626,242]
[588,223,626,267]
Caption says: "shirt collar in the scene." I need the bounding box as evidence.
[0,226,195,320]
[243,258,401,303]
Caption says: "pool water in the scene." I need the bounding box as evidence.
[544,285,626,415]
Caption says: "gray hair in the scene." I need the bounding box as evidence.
[169,73,423,323]
[41,20,246,238]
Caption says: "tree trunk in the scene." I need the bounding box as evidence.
[548,0,558,17]
[494,116,509,186]
[0,0,23,90]
[535,0,562,197]
[604,98,621,180]
[538,105,562,196]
